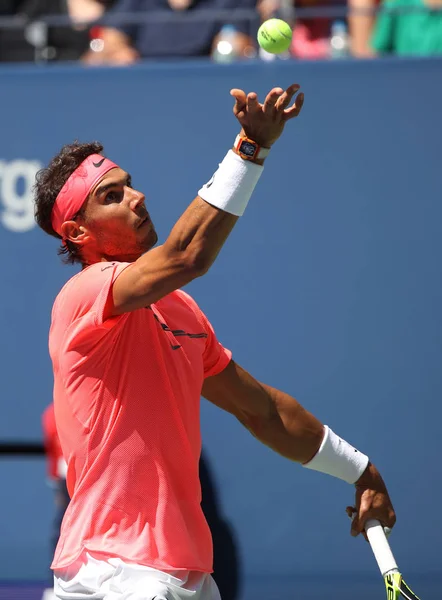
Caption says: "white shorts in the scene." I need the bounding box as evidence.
[54,552,221,600]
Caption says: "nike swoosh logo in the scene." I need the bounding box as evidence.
[101,263,116,271]
[93,157,105,168]
[206,175,214,188]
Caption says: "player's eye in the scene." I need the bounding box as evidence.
[104,190,123,203]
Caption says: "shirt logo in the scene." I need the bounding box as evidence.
[148,309,208,350]
[101,262,116,271]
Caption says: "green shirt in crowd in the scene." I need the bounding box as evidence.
[371,0,442,55]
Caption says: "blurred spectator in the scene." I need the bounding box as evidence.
[371,0,442,55]
[290,0,334,59]
[0,1,34,61]
[0,0,113,63]
[348,0,378,57]
[41,404,69,600]
[93,0,258,64]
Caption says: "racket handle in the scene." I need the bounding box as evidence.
[365,519,398,577]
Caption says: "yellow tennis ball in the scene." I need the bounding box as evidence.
[257,18,293,54]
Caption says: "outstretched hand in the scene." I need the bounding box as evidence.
[230,83,304,148]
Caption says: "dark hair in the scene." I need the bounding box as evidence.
[34,141,104,265]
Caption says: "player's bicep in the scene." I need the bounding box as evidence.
[109,245,195,317]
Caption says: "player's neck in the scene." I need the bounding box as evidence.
[81,249,142,267]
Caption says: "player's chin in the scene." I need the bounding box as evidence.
[139,224,158,250]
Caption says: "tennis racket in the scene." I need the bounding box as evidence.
[365,519,421,600]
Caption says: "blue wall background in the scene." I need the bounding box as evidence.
[0,58,441,598]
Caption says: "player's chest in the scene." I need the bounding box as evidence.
[146,303,207,366]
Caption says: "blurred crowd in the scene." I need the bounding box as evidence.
[0,0,441,65]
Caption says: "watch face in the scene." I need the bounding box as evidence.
[240,141,256,157]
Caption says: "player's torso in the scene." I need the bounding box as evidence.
[51,290,213,570]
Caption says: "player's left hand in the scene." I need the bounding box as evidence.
[347,462,396,540]
[230,83,304,148]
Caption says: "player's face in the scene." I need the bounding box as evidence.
[81,168,158,261]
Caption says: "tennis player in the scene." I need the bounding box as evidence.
[34,83,396,600]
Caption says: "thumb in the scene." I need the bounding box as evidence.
[230,89,247,119]
[351,514,361,537]
[346,506,361,537]
[346,505,356,519]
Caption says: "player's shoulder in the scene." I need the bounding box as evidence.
[53,261,129,318]
[171,289,202,314]
[160,289,207,327]
[57,262,124,294]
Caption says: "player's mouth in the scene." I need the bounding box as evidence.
[137,214,150,228]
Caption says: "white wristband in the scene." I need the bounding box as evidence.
[198,150,264,216]
[303,426,369,484]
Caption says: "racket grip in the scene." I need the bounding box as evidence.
[365,519,398,577]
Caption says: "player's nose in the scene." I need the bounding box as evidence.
[129,189,145,211]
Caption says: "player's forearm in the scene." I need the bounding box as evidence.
[249,385,373,484]
[240,385,374,485]
[162,195,239,275]
[162,148,264,275]
[203,360,370,484]
[242,382,325,464]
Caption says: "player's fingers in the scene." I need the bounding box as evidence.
[350,498,368,537]
[346,506,356,519]
[230,89,247,118]
[275,83,301,111]
[246,92,261,115]
[263,87,284,116]
[283,92,304,121]
[347,506,366,538]
[384,511,396,530]
[351,514,362,537]
[346,506,361,537]
[352,515,369,538]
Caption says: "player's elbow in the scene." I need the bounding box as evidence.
[182,245,213,278]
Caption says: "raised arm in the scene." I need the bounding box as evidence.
[110,84,304,316]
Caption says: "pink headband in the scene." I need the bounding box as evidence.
[51,154,118,237]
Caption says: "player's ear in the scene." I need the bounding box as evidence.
[60,221,91,246]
